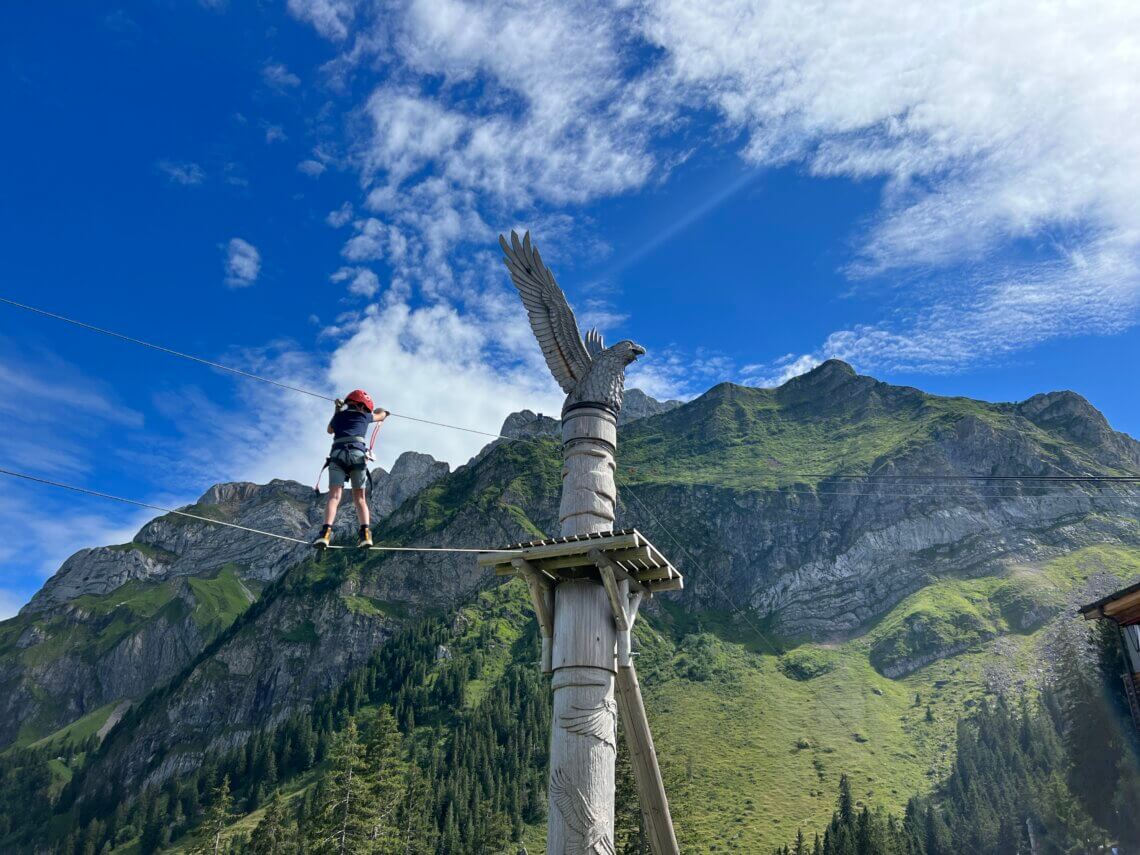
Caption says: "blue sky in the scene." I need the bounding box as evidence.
[2,0,1138,616]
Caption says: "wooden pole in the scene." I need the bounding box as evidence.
[548,405,619,854]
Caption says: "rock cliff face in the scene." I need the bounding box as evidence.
[4,365,1139,796]
[619,388,683,424]
[0,450,449,748]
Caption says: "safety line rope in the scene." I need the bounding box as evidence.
[0,468,517,555]
[0,296,517,443]
[789,473,1140,482]
[615,474,859,734]
[5,295,1139,484]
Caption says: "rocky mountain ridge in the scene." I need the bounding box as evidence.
[3,367,1139,807]
[0,450,450,748]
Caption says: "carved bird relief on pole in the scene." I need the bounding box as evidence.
[559,700,618,751]
[549,768,619,855]
[499,230,645,414]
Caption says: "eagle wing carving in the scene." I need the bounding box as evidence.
[499,230,591,393]
[549,768,617,855]
[584,328,605,358]
[559,701,617,751]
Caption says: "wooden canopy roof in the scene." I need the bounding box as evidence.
[477,528,683,594]
[1079,579,1140,626]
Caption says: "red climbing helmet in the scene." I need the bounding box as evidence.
[344,389,374,411]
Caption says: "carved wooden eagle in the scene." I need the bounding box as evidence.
[500,230,645,414]
[549,767,617,855]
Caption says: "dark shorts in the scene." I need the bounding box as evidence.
[328,447,368,490]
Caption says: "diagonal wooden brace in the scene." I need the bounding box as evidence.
[616,662,680,855]
[590,548,644,668]
[512,558,554,674]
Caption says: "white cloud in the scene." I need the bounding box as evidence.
[330,266,380,298]
[223,162,249,187]
[626,348,733,401]
[262,61,301,90]
[341,217,411,267]
[223,238,261,287]
[297,159,327,177]
[287,0,355,41]
[0,481,156,585]
[286,0,1140,378]
[326,202,353,227]
[173,300,563,487]
[0,344,164,603]
[742,353,824,388]
[577,299,629,334]
[156,160,205,185]
[264,124,286,143]
[642,0,1140,370]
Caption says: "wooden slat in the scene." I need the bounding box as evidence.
[480,528,683,592]
[1104,590,1140,620]
[491,546,658,577]
[477,531,640,567]
[632,565,675,582]
[532,546,654,575]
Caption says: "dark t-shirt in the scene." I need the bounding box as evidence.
[329,409,372,446]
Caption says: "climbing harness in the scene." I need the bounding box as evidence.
[313,421,383,495]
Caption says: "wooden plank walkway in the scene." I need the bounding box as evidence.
[477,528,683,593]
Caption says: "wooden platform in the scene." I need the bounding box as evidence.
[478,528,683,593]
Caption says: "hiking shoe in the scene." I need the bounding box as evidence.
[358,527,373,549]
[313,525,333,549]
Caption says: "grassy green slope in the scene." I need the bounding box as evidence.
[620,371,1136,489]
[638,544,1140,852]
[110,544,1140,855]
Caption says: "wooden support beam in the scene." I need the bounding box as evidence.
[616,663,680,855]
[513,558,555,674]
[627,590,644,625]
[592,548,629,632]
[513,558,554,636]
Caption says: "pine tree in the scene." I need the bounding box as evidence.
[139,796,166,855]
[192,775,233,855]
[306,718,377,855]
[396,766,437,854]
[365,706,406,852]
[837,774,854,826]
[249,793,291,855]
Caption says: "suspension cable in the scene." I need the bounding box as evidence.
[4,295,1139,483]
[0,468,518,555]
[0,296,518,443]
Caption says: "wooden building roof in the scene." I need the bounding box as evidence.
[1079,579,1140,626]
[477,528,683,594]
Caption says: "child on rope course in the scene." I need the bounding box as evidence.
[313,389,388,549]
